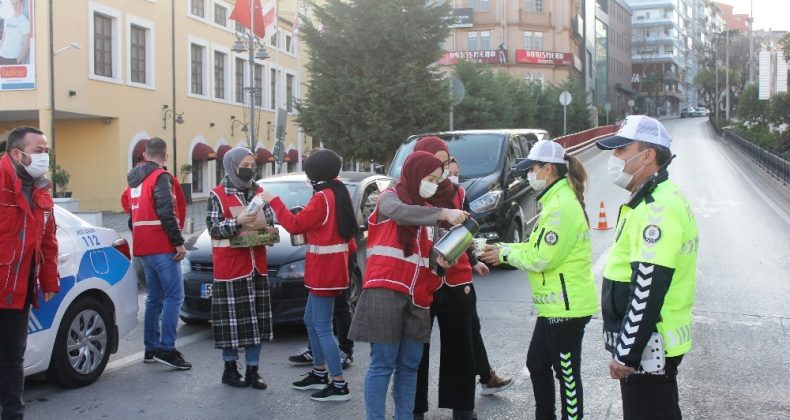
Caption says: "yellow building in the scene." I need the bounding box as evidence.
[0,0,311,211]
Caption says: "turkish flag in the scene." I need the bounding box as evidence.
[230,0,273,39]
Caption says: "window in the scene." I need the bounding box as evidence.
[214,51,226,99]
[286,74,295,112]
[523,31,532,49]
[467,31,477,50]
[535,0,543,12]
[479,0,490,12]
[534,32,544,50]
[94,14,114,77]
[285,34,293,54]
[270,32,278,49]
[524,0,533,12]
[270,68,278,109]
[190,43,205,95]
[192,159,204,193]
[130,25,146,84]
[235,58,245,103]
[235,21,245,33]
[254,64,263,106]
[191,0,205,18]
[214,3,227,26]
[479,31,490,50]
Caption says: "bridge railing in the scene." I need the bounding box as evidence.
[555,125,619,151]
[723,128,790,185]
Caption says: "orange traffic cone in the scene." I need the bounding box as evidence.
[593,200,612,230]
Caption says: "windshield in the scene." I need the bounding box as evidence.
[259,180,356,222]
[389,133,506,179]
[54,206,91,228]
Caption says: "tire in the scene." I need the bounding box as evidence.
[348,268,363,316]
[180,315,209,325]
[500,219,523,270]
[49,296,113,388]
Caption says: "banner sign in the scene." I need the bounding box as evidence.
[515,50,573,66]
[0,0,35,90]
[438,50,506,65]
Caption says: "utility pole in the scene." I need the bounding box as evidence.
[725,29,730,121]
[748,0,754,85]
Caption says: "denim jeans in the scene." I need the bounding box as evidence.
[365,340,424,420]
[0,306,29,420]
[141,252,184,352]
[222,344,262,366]
[304,294,342,377]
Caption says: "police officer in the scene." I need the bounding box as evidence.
[596,115,698,420]
[482,140,599,420]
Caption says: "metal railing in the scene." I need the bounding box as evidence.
[723,128,790,185]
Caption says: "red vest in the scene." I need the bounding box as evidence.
[210,185,268,281]
[444,187,473,287]
[363,189,441,309]
[270,190,349,292]
[128,168,184,256]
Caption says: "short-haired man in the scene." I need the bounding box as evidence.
[596,115,698,419]
[122,137,190,369]
[0,126,60,420]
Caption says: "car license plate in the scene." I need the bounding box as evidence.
[200,283,213,299]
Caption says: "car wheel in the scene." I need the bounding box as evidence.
[348,268,363,316]
[49,296,112,388]
[180,315,209,325]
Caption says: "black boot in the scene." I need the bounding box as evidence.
[452,410,477,420]
[245,365,268,390]
[222,361,247,388]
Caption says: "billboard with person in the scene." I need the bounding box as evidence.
[0,0,35,90]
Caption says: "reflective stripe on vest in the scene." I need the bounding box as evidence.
[368,245,430,267]
[133,220,162,227]
[211,239,231,248]
[306,243,349,255]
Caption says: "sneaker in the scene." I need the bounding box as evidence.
[341,352,354,370]
[143,350,156,363]
[222,361,247,388]
[245,366,267,390]
[154,349,192,370]
[292,371,329,390]
[310,382,351,402]
[288,347,314,365]
[480,370,514,395]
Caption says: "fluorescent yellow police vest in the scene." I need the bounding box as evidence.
[603,180,698,356]
[500,178,599,318]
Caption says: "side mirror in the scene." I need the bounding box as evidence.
[374,164,386,175]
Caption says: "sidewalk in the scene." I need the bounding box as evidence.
[101,199,209,235]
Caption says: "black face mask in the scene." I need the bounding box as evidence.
[237,167,255,182]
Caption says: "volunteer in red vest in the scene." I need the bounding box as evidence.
[206,146,274,390]
[349,151,467,420]
[0,126,60,420]
[260,149,356,402]
[124,137,191,370]
[411,138,508,420]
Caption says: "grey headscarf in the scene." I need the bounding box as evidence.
[223,147,255,190]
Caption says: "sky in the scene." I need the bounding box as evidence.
[720,0,790,32]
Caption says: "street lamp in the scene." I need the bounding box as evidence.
[162,105,184,130]
[231,29,270,152]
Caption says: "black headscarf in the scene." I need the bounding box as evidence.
[304,149,358,241]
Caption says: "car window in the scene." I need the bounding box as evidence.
[360,182,382,223]
[389,133,506,180]
[506,136,522,170]
[519,135,535,156]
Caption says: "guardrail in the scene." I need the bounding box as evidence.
[723,128,790,185]
[555,125,618,150]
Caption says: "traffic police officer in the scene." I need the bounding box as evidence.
[596,115,699,420]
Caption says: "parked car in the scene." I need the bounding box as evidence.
[180,172,393,325]
[680,107,695,118]
[25,206,138,387]
[388,129,547,245]
[693,107,709,117]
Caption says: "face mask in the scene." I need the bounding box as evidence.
[18,151,50,179]
[608,150,647,189]
[448,175,459,185]
[237,167,255,182]
[437,169,449,183]
[527,165,547,192]
[419,179,438,198]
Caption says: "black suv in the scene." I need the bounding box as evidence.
[388,129,549,244]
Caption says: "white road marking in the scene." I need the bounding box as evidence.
[105,329,211,372]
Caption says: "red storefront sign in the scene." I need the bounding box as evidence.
[438,50,505,65]
[515,50,573,66]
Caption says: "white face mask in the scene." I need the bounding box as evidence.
[437,168,449,183]
[419,179,439,198]
[19,151,50,179]
[448,175,459,185]
[527,165,548,192]
[608,150,647,189]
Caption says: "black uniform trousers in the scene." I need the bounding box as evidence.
[527,316,591,420]
[620,355,683,420]
[414,284,477,414]
[0,305,30,420]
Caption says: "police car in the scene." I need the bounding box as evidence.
[25,206,138,387]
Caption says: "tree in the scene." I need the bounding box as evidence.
[779,33,790,63]
[297,0,451,162]
[736,84,767,125]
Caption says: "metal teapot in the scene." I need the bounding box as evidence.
[289,206,306,246]
[433,218,480,265]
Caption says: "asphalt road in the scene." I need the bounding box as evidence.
[23,117,790,419]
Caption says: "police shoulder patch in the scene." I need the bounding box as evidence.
[544,231,559,246]
[643,225,661,244]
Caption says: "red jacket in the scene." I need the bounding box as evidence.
[0,154,60,310]
[270,189,350,297]
[210,185,268,281]
[444,186,473,287]
[363,189,441,309]
[123,167,186,256]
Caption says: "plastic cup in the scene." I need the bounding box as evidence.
[473,238,487,257]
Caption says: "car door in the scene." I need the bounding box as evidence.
[502,134,533,239]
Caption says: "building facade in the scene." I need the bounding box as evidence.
[594,0,636,120]
[0,0,310,211]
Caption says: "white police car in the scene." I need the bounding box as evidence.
[25,206,138,387]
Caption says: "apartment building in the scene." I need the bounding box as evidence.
[594,0,636,119]
[0,0,309,211]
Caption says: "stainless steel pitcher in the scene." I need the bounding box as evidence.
[289,206,306,246]
[433,218,480,264]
